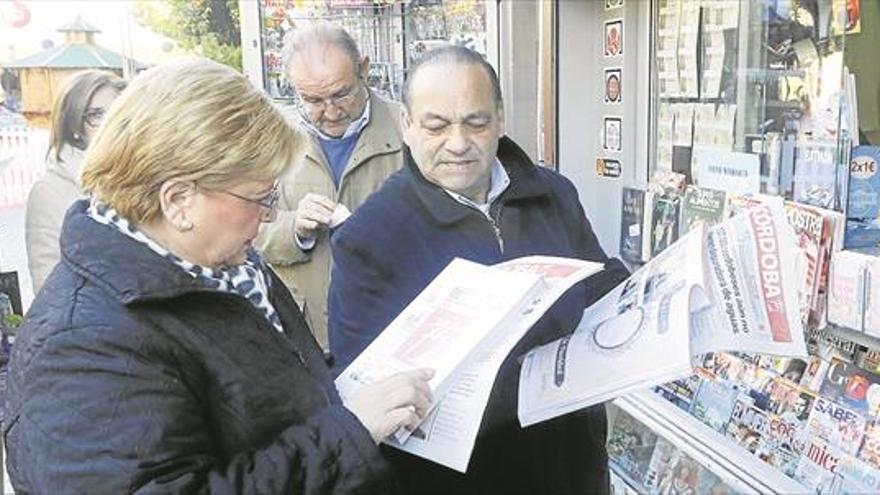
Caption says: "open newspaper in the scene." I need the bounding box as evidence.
[518,201,808,427]
[334,255,603,472]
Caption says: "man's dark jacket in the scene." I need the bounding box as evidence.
[4,200,394,494]
[329,137,630,494]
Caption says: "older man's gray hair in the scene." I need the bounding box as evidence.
[402,45,503,112]
[282,22,362,74]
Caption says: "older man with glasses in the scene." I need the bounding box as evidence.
[256,23,403,353]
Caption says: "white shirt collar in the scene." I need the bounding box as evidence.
[444,158,510,216]
[298,93,372,142]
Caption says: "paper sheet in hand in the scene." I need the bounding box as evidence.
[335,257,541,405]
[335,255,603,472]
[328,203,351,228]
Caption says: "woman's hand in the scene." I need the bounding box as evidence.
[343,369,435,444]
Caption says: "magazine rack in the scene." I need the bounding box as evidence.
[608,1,874,494]
[611,390,807,494]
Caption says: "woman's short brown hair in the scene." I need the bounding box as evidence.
[47,70,126,162]
[81,57,304,223]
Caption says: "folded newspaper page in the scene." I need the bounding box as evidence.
[334,255,603,471]
[335,258,543,428]
[518,202,808,427]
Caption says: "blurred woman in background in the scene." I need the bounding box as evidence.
[25,70,125,292]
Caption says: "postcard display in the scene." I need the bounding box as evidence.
[607,1,880,494]
[257,0,489,102]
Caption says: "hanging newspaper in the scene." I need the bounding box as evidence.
[334,255,604,472]
[518,201,808,427]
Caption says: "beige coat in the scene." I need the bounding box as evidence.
[256,93,403,349]
[26,147,85,293]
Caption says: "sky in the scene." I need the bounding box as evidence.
[0,0,186,65]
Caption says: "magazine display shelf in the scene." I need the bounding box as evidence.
[612,391,807,494]
[612,0,873,493]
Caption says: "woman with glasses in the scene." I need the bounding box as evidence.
[5,58,432,494]
[25,70,126,292]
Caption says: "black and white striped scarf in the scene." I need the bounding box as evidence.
[88,200,284,333]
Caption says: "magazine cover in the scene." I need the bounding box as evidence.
[738,363,777,412]
[793,437,841,492]
[649,195,680,257]
[620,187,647,264]
[643,437,678,490]
[607,409,659,487]
[804,396,866,455]
[859,350,880,375]
[836,450,880,494]
[655,454,730,495]
[689,377,739,432]
[828,250,869,330]
[700,352,747,383]
[777,390,817,425]
[858,420,880,469]
[679,185,727,237]
[783,201,829,325]
[763,413,808,454]
[800,356,831,392]
[643,438,731,494]
[795,437,880,494]
[807,326,860,363]
[726,400,768,454]
[727,196,841,327]
[810,209,845,328]
[764,377,801,416]
[755,438,801,478]
[818,358,880,416]
[793,139,839,210]
[757,356,808,382]
[654,375,701,412]
[845,145,880,249]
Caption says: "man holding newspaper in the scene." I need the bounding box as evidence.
[329,46,629,494]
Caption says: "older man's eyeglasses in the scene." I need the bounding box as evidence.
[296,83,366,114]
[220,184,281,222]
[83,108,107,127]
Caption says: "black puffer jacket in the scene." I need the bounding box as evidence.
[4,200,393,494]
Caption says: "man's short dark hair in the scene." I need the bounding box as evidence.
[402,45,503,112]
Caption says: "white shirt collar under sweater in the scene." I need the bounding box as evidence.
[298,94,372,142]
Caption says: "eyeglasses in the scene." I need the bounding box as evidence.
[296,83,366,114]
[83,107,107,127]
[219,184,281,222]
